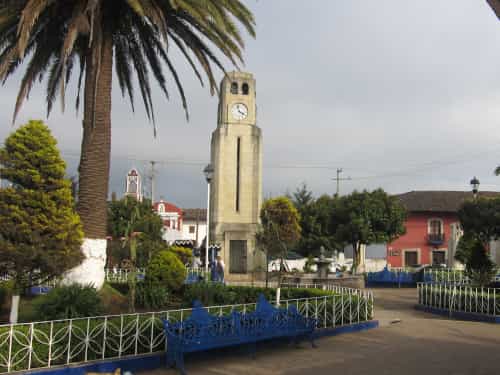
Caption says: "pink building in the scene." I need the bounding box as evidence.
[387,191,499,268]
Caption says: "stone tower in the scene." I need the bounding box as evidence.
[210,71,264,279]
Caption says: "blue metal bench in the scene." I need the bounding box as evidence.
[162,294,317,374]
[366,266,415,286]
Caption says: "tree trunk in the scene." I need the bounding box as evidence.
[78,33,113,239]
[352,242,360,274]
[64,30,113,289]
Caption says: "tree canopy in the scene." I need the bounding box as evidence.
[107,196,165,267]
[256,196,301,263]
[0,120,83,290]
[333,189,406,273]
[457,197,500,285]
[290,185,340,256]
[108,197,163,241]
[458,197,500,244]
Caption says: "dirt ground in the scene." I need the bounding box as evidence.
[143,288,500,375]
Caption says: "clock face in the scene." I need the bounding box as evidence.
[231,103,248,121]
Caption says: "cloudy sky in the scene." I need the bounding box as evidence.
[2,1,500,208]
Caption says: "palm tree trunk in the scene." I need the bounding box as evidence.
[64,31,113,289]
[78,32,113,239]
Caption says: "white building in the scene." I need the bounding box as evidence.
[152,200,183,244]
[181,209,207,248]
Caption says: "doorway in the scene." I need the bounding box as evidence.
[229,240,247,273]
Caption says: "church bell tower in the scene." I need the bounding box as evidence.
[210,71,264,279]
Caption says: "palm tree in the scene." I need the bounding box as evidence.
[487,0,500,18]
[495,166,500,176]
[0,0,255,283]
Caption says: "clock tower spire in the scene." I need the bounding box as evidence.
[209,71,264,278]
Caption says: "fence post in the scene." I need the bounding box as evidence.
[486,289,489,315]
[67,319,73,364]
[27,323,34,370]
[494,289,497,317]
[134,314,140,355]
[118,315,124,357]
[357,293,360,323]
[324,296,327,328]
[103,317,108,359]
[333,294,336,327]
[341,293,344,326]
[149,314,155,353]
[84,318,90,362]
[48,321,54,367]
[349,293,352,324]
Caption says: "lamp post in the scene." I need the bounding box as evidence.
[470,176,480,200]
[203,164,214,273]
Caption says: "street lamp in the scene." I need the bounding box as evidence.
[470,176,480,199]
[203,164,214,273]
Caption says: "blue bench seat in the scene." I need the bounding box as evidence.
[163,294,317,374]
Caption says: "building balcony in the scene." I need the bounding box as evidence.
[427,233,445,245]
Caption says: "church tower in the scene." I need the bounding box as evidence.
[125,168,143,202]
[210,71,264,278]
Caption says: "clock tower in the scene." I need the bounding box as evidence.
[209,71,264,279]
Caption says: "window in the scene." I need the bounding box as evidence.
[242,83,249,95]
[432,251,446,265]
[429,219,443,235]
[404,251,418,267]
[165,220,170,227]
[158,204,165,213]
[230,82,238,94]
[189,225,195,234]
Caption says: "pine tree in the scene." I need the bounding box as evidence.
[0,120,83,322]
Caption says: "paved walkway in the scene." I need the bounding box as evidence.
[145,288,500,375]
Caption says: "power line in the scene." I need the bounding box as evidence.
[49,144,500,182]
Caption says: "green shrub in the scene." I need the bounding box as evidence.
[107,282,130,295]
[146,250,186,291]
[0,281,13,308]
[99,284,128,315]
[181,284,335,307]
[168,246,193,265]
[32,284,103,320]
[136,282,169,309]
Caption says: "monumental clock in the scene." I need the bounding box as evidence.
[209,71,264,279]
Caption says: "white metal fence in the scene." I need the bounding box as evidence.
[104,268,146,283]
[0,292,373,373]
[423,269,470,285]
[104,268,211,284]
[417,282,500,317]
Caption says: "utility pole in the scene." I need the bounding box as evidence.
[150,161,156,202]
[332,168,352,197]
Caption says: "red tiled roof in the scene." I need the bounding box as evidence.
[394,191,500,213]
[153,200,182,214]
